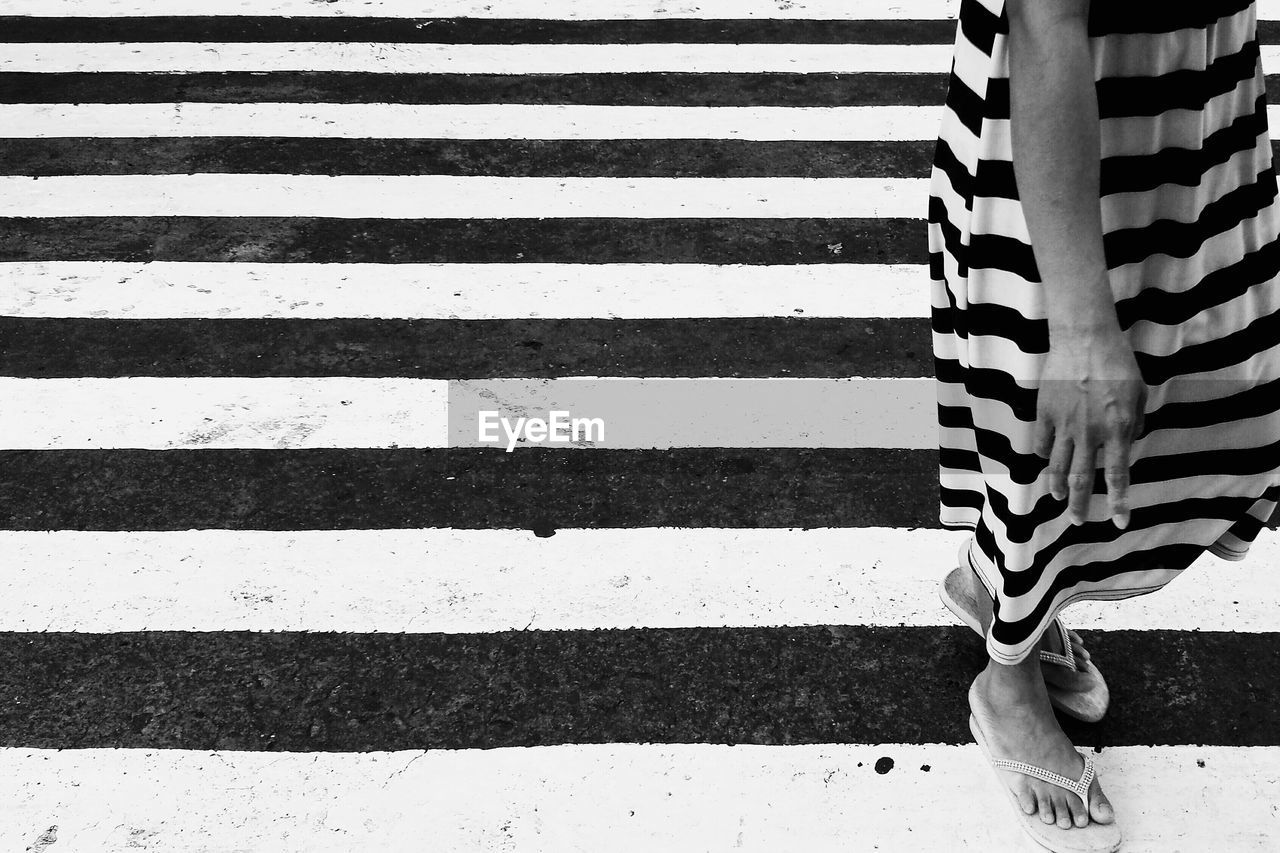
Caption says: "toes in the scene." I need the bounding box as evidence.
[1067,793,1090,828]
[1066,630,1091,661]
[1037,793,1056,825]
[1017,789,1037,816]
[1090,787,1116,825]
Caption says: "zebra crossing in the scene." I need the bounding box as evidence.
[2,1,1280,849]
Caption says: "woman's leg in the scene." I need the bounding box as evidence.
[970,647,1116,827]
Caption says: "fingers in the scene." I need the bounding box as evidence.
[1046,433,1074,502]
[1036,371,1144,526]
[1065,435,1097,525]
[1101,429,1132,529]
[1055,418,1135,528]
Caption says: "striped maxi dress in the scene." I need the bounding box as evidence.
[929,0,1280,664]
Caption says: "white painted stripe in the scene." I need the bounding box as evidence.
[2,743,1276,852]
[13,103,1279,143]
[0,174,928,218]
[1,42,955,74]
[0,377,451,450]
[0,262,930,320]
[0,377,937,450]
[7,41,1275,77]
[0,103,945,141]
[25,44,1275,78]
[9,0,1280,25]
[0,0,964,19]
[1,527,1276,634]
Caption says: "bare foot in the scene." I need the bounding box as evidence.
[970,659,1116,828]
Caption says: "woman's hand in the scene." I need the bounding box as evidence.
[1033,324,1147,529]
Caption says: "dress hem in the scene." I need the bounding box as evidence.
[951,528,1226,665]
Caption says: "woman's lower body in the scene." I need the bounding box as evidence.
[934,266,1280,845]
[930,3,1280,846]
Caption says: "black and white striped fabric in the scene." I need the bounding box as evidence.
[2,1,1280,848]
[930,0,1280,665]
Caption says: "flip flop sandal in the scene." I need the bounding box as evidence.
[940,562,1110,723]
[969,684,1122,853]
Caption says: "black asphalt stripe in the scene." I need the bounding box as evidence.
[0,8,1265,43]
[0,8,1261,43]
[0,628,1275,749]
[0,17,959,44]
[7,70,1272,107]
[0,71,948,106]
[0,218,926,264]
[0,317,933,379]
[0,138,937,179]
[0,448,939,530]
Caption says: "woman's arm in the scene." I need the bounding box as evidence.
[1005,0,1147,529]
[1007,0,1113,332]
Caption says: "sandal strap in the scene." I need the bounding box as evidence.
[1037,618,1079,672]
[990,751,1096,802]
